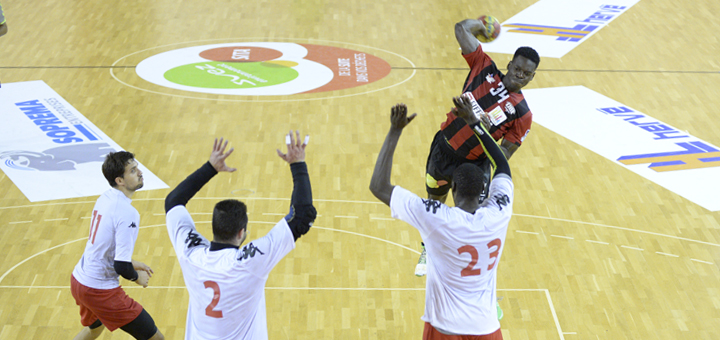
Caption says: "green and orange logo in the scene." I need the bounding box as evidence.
[136,42,392,96]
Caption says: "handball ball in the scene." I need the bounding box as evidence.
[477,15,501,42]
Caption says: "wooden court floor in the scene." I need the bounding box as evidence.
[1,0,719,339]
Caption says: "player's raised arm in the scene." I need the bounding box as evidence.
[164,138,236,213]
[369,104,417,206]
[277,131,317,241]
[453,95,511,179]
[455,19,485,55]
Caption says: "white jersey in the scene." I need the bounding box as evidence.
[166,205,295,340]
[390,174,513,335]
[72,188,140,289]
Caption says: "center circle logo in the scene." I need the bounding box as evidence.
[136,42,393,96]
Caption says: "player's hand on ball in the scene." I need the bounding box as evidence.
[277,130,308,164]
[136,270,150,288]
[390,103,417,130]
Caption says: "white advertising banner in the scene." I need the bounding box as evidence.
[523,86,720,211]
[0,80,168,202]
[483,0,639,58]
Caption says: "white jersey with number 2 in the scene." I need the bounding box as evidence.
[166,205,295,340]
[390,174,513,336]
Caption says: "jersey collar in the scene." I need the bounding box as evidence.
[210,242,239,251]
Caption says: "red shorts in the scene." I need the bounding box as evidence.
[70,275,143,331]
[423,322,503,340]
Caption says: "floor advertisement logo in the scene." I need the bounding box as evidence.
[0,81,168,202]
[482,0,639,58]
[524,86,720,211]
[136,42,393,96]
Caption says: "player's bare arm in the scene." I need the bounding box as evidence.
[454,95,511,178]
[455,19,485,55]
[499,139,519,159]
[0,23,7,37]
[370,104,417,206]
[278,131,316,241]
[165,138,236,213]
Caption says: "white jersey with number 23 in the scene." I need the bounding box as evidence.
[390,174,513,336]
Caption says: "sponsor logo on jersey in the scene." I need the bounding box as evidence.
[135,42,392,96]
[185,231,204,248]
[487,106,507,126]
[482,0,638,58]
[503,102,516,117]
[238,243,265,261]
[494,194,510,210]
[421,199,443,214]
[524,85,720,211]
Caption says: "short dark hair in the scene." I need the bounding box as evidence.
[212,200,248,242]
[453,163,485,199]
[513,46,540,67]
[102,151,135,187]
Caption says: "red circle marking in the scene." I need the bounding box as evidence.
[199,47,283,62]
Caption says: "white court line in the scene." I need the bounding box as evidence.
[262,213,286,216]
[370,217,395,221]
[0,223,420,284]
[44,218,68,222]
[656,252,679,258]
[620,245,644,251]
[312,227,419,254]
[551,235,573,240]
[516,230,539,235]
[81,216,92,219]
[545,289,565,340]
[513,213,720,248]
[691,259,714,265]
[335,215,358,219]
[585,240,609,245]
[0,224,166,284]
[4,198,720,249]
[9,221,32,224]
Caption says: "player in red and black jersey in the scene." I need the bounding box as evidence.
[417,17,540,278]
[426,18,540,203]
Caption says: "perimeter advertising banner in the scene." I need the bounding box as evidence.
[483,0,639,58]
[0,80,168,202]
[523,86,720,211]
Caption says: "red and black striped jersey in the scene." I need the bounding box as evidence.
[440,44,532,160]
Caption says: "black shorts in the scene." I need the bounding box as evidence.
[425,131,490,196]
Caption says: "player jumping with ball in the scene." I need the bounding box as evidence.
[417,17,540,277]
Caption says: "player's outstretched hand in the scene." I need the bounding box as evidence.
[136,270,150,288]
[452,95,480,125]
[277,130,307,164]
[390,103,417,130]
[210,138,237,173]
